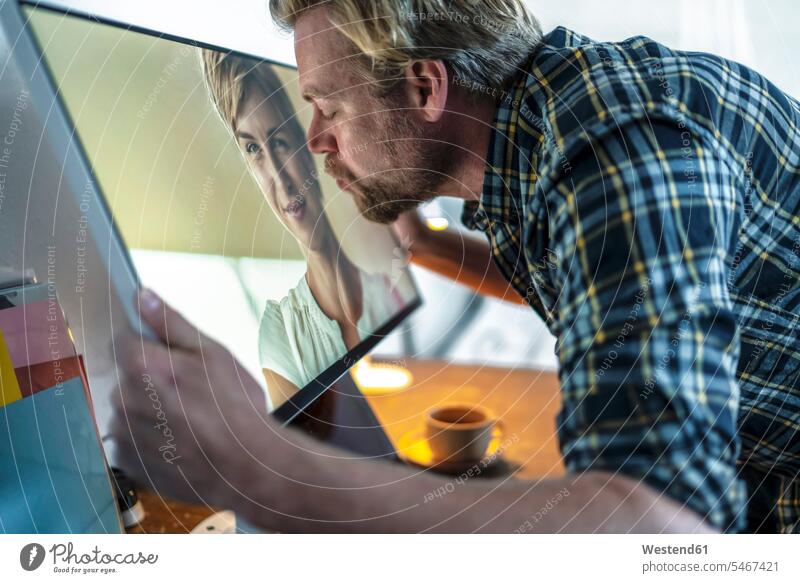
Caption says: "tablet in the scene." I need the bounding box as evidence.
[1,0,420,450]
[0,1,150,444]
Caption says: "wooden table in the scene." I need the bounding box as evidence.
[126,359,564,533]
[365,358,564,480]
[125,489,218,534]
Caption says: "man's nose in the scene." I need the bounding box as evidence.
[307,112,338,155]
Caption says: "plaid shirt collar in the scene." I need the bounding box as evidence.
[462,27,588,232]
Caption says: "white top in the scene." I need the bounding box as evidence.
[258,269,405,398]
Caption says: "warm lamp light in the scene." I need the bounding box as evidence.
[351,355,413,395]
[425,217,449,231]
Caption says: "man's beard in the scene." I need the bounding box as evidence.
[327,106,456,225]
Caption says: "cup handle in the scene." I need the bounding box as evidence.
[492,418,506,438]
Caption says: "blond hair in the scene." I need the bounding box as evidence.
[199,49,301,136]
[269,0,542,95]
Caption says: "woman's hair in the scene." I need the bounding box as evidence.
[199,49,303,137]
[268,0,542,95]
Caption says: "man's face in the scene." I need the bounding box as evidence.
[294,7,453,224]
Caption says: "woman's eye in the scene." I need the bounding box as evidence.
[245,142,261,156]
[271,136,290,153]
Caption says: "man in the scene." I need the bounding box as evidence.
[114,0,800,533]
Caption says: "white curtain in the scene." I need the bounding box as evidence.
[529,0,798,98]
[677,0,755,63]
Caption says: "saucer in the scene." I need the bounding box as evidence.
[396,425,504,474]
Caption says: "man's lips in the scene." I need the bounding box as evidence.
[334,175,357,192]
[326,162,352,192]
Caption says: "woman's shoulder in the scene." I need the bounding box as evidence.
[260,276,311,330]
[259,298,290,339]
[259,276,308,345]
[259,274,350,354]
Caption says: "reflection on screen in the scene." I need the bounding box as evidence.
[25,7,418,411]
[199,49,416,407]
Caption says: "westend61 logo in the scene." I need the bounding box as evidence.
[19,542,158,574]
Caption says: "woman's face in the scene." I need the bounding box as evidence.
[235,85,326,248]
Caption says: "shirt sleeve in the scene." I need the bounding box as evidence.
[543,117,747,531]
[258,299,306,389]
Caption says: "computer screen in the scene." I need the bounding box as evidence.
[21,3,420,417]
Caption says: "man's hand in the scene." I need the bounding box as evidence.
[392,208,524,304]
[110,289,271,508]
[108,294,714,534]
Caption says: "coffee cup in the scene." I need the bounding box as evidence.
[424,404,502,462]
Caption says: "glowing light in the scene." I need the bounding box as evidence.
[425,217,449,231]
[351,356,413,395]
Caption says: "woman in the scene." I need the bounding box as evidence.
[200,50,405,409]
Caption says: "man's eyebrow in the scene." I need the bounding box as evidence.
[301,84,333,102]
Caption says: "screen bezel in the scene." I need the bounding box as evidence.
[19,0,422,426]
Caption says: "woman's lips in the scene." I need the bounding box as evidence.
[284,194,306,220]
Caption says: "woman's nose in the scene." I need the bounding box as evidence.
[275,169,294,197]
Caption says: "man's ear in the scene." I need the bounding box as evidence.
[403,60,449,123]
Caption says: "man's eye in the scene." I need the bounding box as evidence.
[245,142,261,156]
[317,106,336,121]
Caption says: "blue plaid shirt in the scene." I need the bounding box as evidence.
[462,27,800,533]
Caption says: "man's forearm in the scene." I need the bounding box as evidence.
[409,227,525,304]
[230,427,716,533]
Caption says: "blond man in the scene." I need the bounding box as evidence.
[116,0,800,533]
